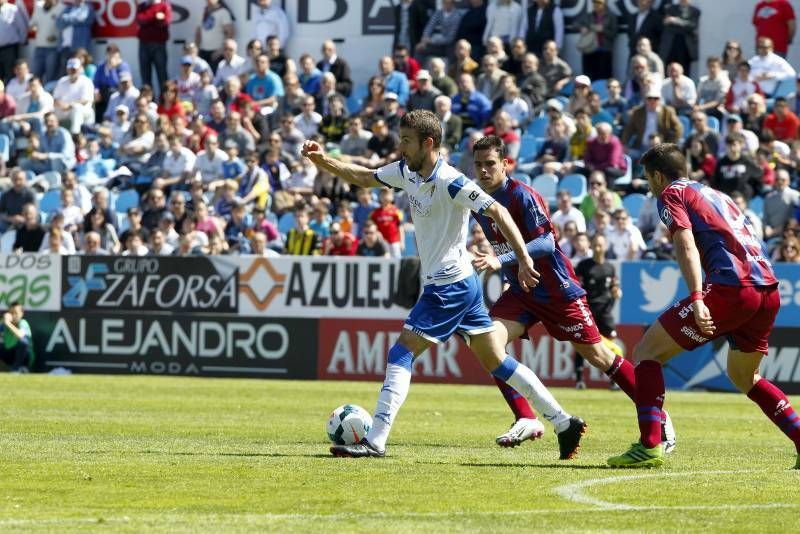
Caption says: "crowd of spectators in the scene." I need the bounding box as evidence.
[0,0,799,265]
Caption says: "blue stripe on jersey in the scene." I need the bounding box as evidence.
[447,174,467,199]
[374,172,392,188]
[473,178,585,303]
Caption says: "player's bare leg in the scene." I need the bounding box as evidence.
[472,321,586,459]
[331,329,431,458]
[728,350,800,468]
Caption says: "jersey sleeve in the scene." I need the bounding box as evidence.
[374,160,408,191]
[518,189,551,238]
[446,174,495,213]
[658,187,691,233]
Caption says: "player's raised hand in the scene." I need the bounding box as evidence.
[471,251,501,273]
[517,255,540,292]
[301,140,324,161]
[692,300,715,336]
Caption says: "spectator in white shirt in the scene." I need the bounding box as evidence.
[748,36,796,96]
[294,95,321,139]
[110,105,131,145]
[5,59,31,102]
[103,71,140,121]
[53,57,95,134]
[252,0,290,45]
[194,134,228,185]
[155,134,197,190]
[29,0,63,84]
[3,76,54,136]
[213,39,246,88]
[605,208,646,260]
[661,62,696,116]
[552,190,587,233]
[483,0,524,46]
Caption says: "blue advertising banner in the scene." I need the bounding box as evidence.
[620,261,800,328]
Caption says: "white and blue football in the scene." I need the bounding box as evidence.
[326,404,372,445]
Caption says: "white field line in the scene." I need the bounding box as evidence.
[553,469,800,511]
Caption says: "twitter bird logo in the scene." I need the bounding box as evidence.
[640,267,681,312]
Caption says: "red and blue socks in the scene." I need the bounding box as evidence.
[747,378,800,453]
[635,360,665,449]
[494,376,537,421]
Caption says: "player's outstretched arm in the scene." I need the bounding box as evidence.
[672,228,715,336]
[301,141,382,189]
[482,202,540,291]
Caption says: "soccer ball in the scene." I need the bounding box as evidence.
[326,404,372,445]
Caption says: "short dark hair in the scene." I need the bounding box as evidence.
[640,143,687,181]
[400,110,442,148]
[9,301,21,308]
[473,135,507,158]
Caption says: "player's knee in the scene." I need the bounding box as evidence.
[726,366,759,393]
[579,344,612,368]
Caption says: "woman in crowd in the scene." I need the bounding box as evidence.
[360,76,386,128]
[687,134,717,183]
[576,0,617,81]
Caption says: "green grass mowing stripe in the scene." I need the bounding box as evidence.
[0,375,798,532]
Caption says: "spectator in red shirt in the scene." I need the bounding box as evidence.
[137,0,172,91]
[370,188,404,258]
[156,80,185,121]
[322,222,358,256]
[393,44,420,91]
[763,97,800,142]
[583,122,627,179]
[753,0,796,57]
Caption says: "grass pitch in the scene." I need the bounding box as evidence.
[0,375,798,532]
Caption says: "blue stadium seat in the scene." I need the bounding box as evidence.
[623,193,647,222]
[749,195,764,219]
[614,155,634,189]
[512,172,531,186]
[526,116,549,138]
[559,80,575,97]
[518,134,542,163]
[39,189,61,215]
[706,115,720,133]
[0,133,9,163]
[679,115,691,140]
[591,79,609,101]
[773,77,795,99]
[448,152,462,166]
[558,174,588,204]
[114,189,140,213]
[0,230,16,253]
[277,212,295,236]
[403,226,417,257]
[530,173,558,205]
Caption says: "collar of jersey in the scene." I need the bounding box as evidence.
[489,176,511,198]
[419,155,445,183]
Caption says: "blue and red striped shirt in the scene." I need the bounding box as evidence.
[472,178,586,303]
[658,180,777,287]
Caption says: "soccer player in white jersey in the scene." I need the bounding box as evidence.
[302,110,586,458]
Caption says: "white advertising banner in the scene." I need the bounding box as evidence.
[0,254,61,312]
[236,256,409,319]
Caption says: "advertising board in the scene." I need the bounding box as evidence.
[34,312,318,379]
[0,254,61,312]
[62,256,238,313]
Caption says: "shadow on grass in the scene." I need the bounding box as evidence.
[457,462,610,470]
[79,450,332,459]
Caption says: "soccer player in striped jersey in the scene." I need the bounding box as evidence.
[468,135,675,455]
[302,110,585,458]
[608,144,799,469]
